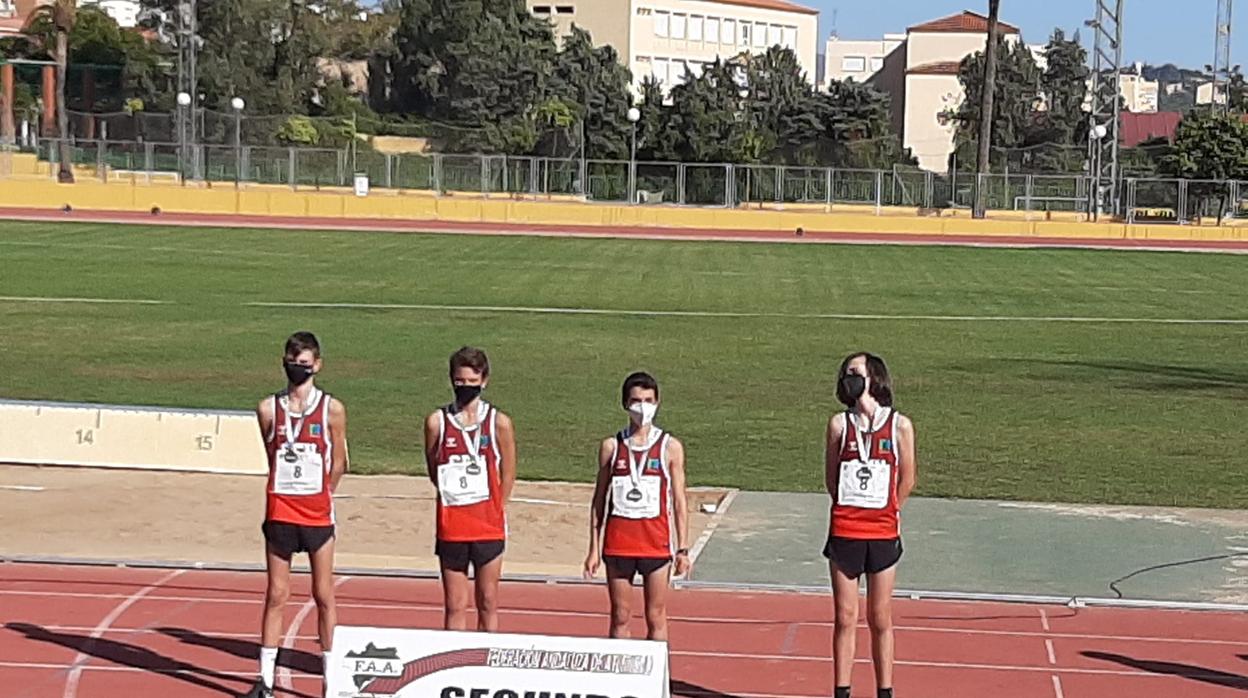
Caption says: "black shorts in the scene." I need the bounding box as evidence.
[262,521,335,559]
[604,555,671,581]
[436,539,505,573]
[823,537,902,580]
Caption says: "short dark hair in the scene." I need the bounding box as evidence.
[621,371,660,407]
[836,352,893,407]
[449,346,490,377]
[284,331,321,359]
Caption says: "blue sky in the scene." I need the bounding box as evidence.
[810,0,1237,70]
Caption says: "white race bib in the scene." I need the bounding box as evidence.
[611,474,662,520]
[438,454,491,507]
[837,459,891,510]
[273,442,325,496]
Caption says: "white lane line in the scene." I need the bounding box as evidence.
[1039,608,1051,632]
[61,569,185,698]
[1052,675,1066,698]
[687,489,739,576]
[4,589,1240,647]
[0,485,45,492]
[0,295,171,305]
[244,301,1248,326]
[1045,639,1057,665]
[277,575,350,692]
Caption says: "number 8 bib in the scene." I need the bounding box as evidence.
[837,458,891,510]
[274,442,324,495]
[439,455,490,507]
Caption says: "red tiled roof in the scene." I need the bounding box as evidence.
[711,0,819,16]
[909,11,1020,35]
[1119,111,1181,147]
[908,61,962,76]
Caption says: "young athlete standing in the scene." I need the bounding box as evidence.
[584,371,690,641]
[825,352,917,698]
[424,346,517,632]
[245,331,349,698]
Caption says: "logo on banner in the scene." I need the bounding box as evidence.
[345,644,404,690]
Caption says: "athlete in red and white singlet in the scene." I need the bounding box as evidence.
[431,399,506,543]
[246,332,349,698]
[424,346,517,634]
[264,387,335,527]
[829,405,901,540]
[585,371,689,642]
[602,427,675,559]
[824,352,917,698]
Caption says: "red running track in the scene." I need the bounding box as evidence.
[1,562,1246,698]
[4,206,1248,253]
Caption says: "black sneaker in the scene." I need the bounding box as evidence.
[239,680,274,698]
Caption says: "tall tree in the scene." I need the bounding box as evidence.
[1161,110,1248,221]
[817,78,913,168]
[52,0,76,183]
[974,0,1001,217]
[665,59,745,163]
[952,36,1042,169]
[547,26,632,159]
[384,0,557,153]
[742,47,821,164]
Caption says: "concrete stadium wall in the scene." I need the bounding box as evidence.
[0,399,267,475]
[4,170,1248,244]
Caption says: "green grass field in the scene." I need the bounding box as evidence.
[1,221,1246,508]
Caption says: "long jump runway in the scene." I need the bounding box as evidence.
[2,563,1246,697]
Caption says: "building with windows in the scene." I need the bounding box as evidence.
[527,0,820,95]
[0,0,49,36]
[825,11,1025,172]
[824,33,905,85]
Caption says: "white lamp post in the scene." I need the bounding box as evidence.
[627,107,641,204]
[231,97,245,186]
[176,92,191,181]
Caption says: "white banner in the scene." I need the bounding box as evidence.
[327,626,670,698]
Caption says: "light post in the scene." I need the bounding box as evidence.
[176,91,190,182]
[627,107,640,205]
[231,96,244,186]
[1089,122,1108,220]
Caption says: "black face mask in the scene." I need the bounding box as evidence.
[839,373,866,405]
[284,362,315,385]
[453,384,483,406]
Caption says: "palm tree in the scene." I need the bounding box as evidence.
[972,0,1001,218]
[52,0,76,183]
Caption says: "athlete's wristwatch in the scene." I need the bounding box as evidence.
[676,548,690,557]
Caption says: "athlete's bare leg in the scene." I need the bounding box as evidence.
[440,564,473,631]
[605,566,635,639]
[473,556,503,632]
[262,544,292,648]
[830,562,860,689]
[866,566,898,692]
[641,564,673,641]
[308,536,338,652]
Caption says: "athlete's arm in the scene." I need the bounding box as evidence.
[423,412,441,488]
[896,414,917,507]
[669,436,692,577]
[584,437,614,579]
[327,398,349,491]
[496,412,517,504]
[255,397,274,445]
[824,413,844,497]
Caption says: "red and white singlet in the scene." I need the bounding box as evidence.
[432,401,507,542]
[830,407,901,539]
[264,388,335,526]
[603,427,675,559]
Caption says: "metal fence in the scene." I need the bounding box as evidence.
[10,139,1248,225]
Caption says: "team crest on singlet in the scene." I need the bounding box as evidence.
[647,458,661,472]
[480,434,492,448]
[310,424,322,437]
[879,438,892,452]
